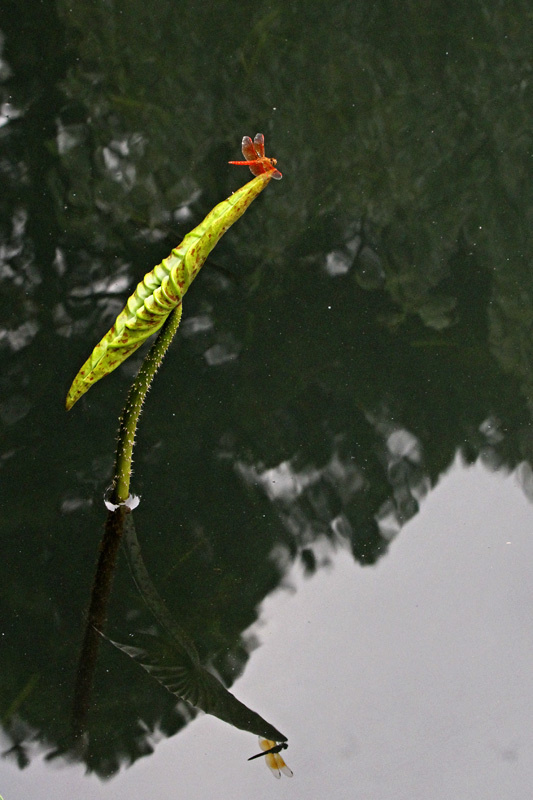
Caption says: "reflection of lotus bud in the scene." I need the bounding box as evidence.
[354,245,385,290]
[100,513,289,744]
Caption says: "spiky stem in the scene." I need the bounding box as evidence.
[112,303,183,503]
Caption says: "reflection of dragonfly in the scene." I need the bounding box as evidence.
[229,133,283,180]
[248,737,293,779]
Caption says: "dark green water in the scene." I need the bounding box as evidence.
[1,1,533,797]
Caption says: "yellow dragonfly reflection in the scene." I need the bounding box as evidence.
[248,737,293,779]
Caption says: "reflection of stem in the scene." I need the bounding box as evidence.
[113,303,183,503]
[1,674,39,725]
[72,506,127,743]
[122,513,200,664]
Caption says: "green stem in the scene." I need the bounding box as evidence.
[112,302,183,503]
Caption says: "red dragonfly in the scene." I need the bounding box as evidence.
[248,737,293,779]
[229,133,282,180]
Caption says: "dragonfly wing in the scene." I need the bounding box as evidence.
[241,136,258,160]
[248,159,281,178]
[248,161,268,177]
[278,759,293,778]
[270,748,293,777]
[253,133,265,157]
[259,737,276,750]
[265,752,282,779]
